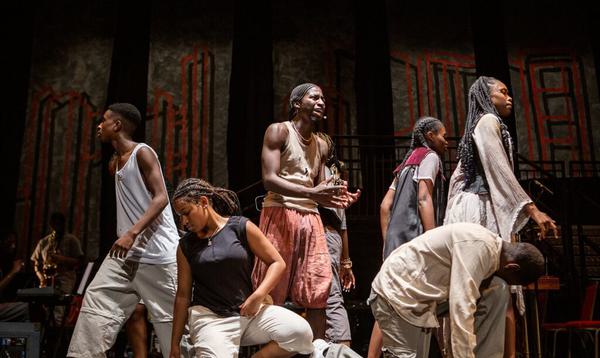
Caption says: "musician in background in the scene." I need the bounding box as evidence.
[31,212,84,322]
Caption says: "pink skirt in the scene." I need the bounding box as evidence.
[252,206,332,309]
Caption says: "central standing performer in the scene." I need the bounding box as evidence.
[252,83,360,339]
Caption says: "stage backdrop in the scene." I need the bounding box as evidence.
[386,0,477,138]
[15,2,115,260]
[271,0,357,136]
[146,0,233,190]
[505,4,600,173]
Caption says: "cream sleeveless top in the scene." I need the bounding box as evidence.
[262,121,321,213]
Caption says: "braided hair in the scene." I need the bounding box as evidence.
[397,116,444,170]
[288,83,318,120]
[315,132,342,170]
[173,178,241,217]
[458,76,513,187]
[315,131,345,186]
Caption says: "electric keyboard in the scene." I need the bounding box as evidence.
[16,287,70,304]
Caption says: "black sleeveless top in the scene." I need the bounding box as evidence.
[179,216,254,317]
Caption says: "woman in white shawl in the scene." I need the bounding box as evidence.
[445,76,557,358]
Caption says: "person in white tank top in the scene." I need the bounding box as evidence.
[68,103,179,358]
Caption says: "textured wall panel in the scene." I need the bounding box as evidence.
[272,0,356,136]
[505,5,600,168]
[386,0,476,137]
[15,1,115,259]
[147,0,233,188]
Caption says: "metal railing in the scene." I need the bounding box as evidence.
[331,135,585,217]
[234,134,600,222]
[332,135,460,217]
[516,154,565,179]
[570,161,600,177]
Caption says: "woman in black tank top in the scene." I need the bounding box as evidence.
[168,178,314,357]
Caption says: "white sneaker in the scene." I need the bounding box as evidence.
[311,339,329,358]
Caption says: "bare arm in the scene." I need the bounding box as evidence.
[111,147,170,258]
[417,179,435,231]
[261,123,348,208]
[379,188,395,241]
[339,229,355,290]
[341,229,351,265]
[33,265,45,286]
[31,244,45,286]
[240,220,286,316]
[169,246,192,358]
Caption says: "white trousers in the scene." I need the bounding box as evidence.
[67,256,177,357]
[188,304,314,357]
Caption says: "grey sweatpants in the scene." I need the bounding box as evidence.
[325,229,352,343]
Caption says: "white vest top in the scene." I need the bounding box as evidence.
[115,143,179,264]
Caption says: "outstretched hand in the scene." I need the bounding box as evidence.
[345,187,361,208]
[312,177,348,208]
[312,178,361,208]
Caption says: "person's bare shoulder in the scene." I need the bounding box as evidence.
[135,144,154,157]
[135,145,159,165]
[264,122,289,148]
[315,134,329,157]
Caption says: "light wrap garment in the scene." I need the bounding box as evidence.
[444,114,532,242]
[370,223,504,358]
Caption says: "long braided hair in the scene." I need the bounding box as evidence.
[315,132,345,186]
[458,76,513,187]
[396,116,444,172]
[173,178,241,217]
[315,132,342,170]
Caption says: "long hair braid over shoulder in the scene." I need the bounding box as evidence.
[458,76,513,186]
[315,132,342,170]
[173,178,241,217]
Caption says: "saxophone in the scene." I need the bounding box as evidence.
[42,230,58,287]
